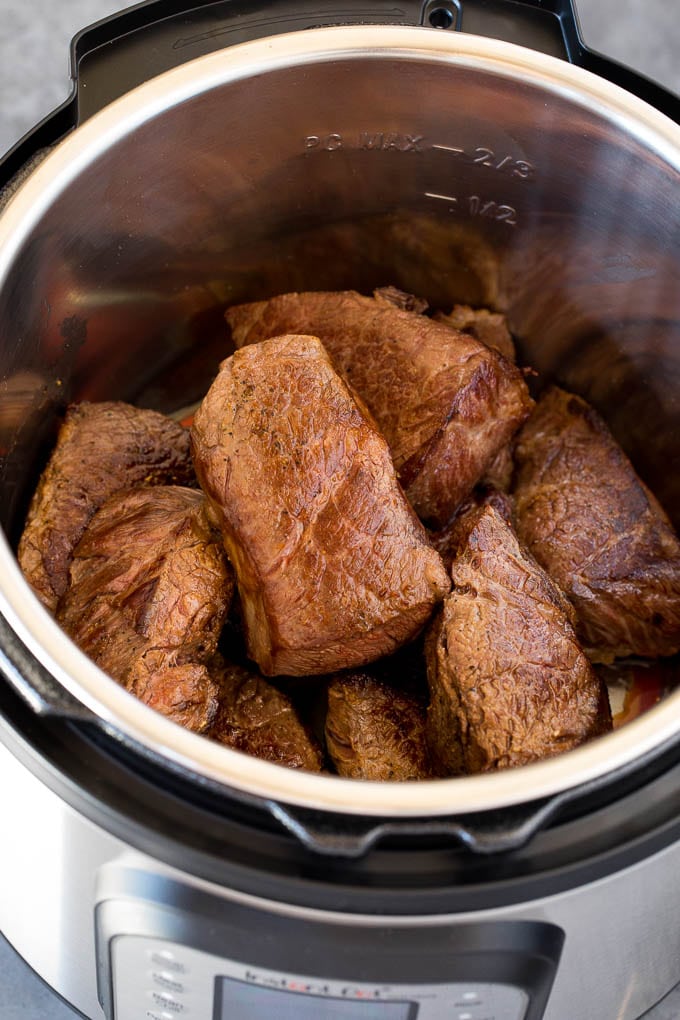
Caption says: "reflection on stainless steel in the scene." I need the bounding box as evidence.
[0,28,678,817]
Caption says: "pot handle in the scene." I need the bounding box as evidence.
[0,612,96,722]
[266,789,575,857]
[70,0,679,125]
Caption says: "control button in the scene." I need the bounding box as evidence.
[149,950,188,974]
[149,990,187,1014]
[458,1013,474,1019]
[152,971,186,994]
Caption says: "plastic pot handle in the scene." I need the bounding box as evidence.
[0,611,96,722]
[1,0,676,186]
[267,724,680,859]
[69,0,679,124]
[69,0,579,124]
[266,794,571,857]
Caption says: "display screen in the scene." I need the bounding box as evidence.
[214,976,417,1019]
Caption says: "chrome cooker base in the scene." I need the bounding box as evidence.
[2,681,680,1020]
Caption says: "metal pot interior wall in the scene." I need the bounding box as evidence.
[1,41,678,531]
[0,29,678,813]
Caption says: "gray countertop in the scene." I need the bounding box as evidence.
[0,2,679,1018]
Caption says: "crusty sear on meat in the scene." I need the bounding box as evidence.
[128,661,221,735]
[426,504,612,775]
[56,486,233,734]
[373,288,517,363]
[513,386,680,662]
[382,292,518,493]
[18,401,196,612]
[225,290,533,528]
[325,671,434,781]
[375,289,517,368]
[436,303,518,491]
[191,333,451,677]
[208,659,323,771]
[380,292,518,494]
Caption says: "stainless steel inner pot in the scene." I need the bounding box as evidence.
[0,26,678,821]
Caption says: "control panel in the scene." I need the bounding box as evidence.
[112,936,529,1020]
[95,868,564,1020]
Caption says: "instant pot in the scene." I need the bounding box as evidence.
[1,2,679,1018]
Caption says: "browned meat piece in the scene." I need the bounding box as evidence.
[209,660,323,771]
[325,672,433,781]
[226,291,533,528]
[430,486,514,572]
[426,505,612,774]
[437,305,518,493]
[132,662,221,734]
[435,304,517,363]
[18,401,195,612]
[513,386,680,662]
[56,486,234,733]
[191,333,451,676]
[377,295,517,494]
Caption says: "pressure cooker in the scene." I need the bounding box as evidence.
[0,1,679,1018]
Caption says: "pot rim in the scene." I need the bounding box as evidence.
[1,25,679,818]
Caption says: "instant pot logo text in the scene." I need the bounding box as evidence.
[244,969,392,999]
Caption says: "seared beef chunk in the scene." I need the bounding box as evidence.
[426,505,612,774]
[208,660,323,771]
[513,386,680,662]
[372,288,518,372]
[435,304,516,363]
[436,305,519,492]
[430,486,514,572]
[325,672,434,781]
[56,486,233,733]
[130,662,220,734]
[374,291,516,363]
[191,333,450,676]
[19,401,195,612]
[226,291,533,527]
